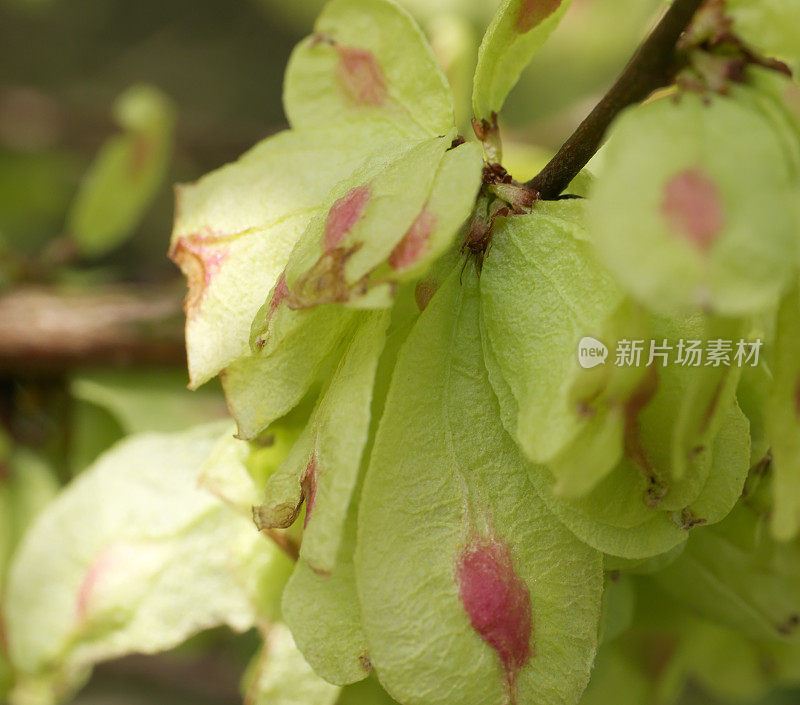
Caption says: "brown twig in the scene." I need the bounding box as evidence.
[525,0,705,199]
[0,284,186,374]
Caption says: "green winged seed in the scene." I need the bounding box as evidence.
[279,137,450,310]
[69,84,175,258]
[284,0,455,139]
[222,304,356,440]
[357,266,602,705]
[590,92,799,316]
[766,285,800,541]
[479,202,626,474]
[283,491,371,686]
[4,424,290,703]
[473,0,573,120]
[523,399,748,560]
[170,123,402,388]
[253,311,389,574]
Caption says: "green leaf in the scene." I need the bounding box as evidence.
[473,0,572,120]
[244,623,341,705]
[68,85,175,257]
[284,0,455,139]
[766,284,800,540]
[4,423,291,703]
[254,310,389,574]
[170,123,402,388]
[589,92,799,316]
[357,266,603,705]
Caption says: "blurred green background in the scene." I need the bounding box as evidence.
[1,0,799,702]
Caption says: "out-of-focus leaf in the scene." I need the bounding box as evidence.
[473,0,572,120]
[0,148,78,254]
[68,85,176,257]
[4,423,290,705]
[70,369,228,435]
[243,623,341,705]
[590,92,798,316]
[577,647,649,705]
[727,0,800,71]
[598,573,635,645]
[0,448,60,589]
[652,494,800,643]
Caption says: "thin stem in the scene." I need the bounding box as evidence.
[525,0,705,199]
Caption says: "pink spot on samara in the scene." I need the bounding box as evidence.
[76,546,122,620]
[269,271,289,317]
[301,455,318,529]
[324,185,371,252]
[661,169,725,252]
[515,0,563,33]
[389,210,436,270]
[456,537,533,694]
[336,47,388,106]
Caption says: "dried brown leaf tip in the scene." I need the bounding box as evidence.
[515,0,563,34]
[169,230,230,316]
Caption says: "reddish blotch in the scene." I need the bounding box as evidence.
[414,279,438,312]
[336,47,387,106]
[324,185,371,252]
[389,210,436,270]
[457,537,533,695]
[661,169,725,251]
[515,0,563,33]
[301,455,318,528]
